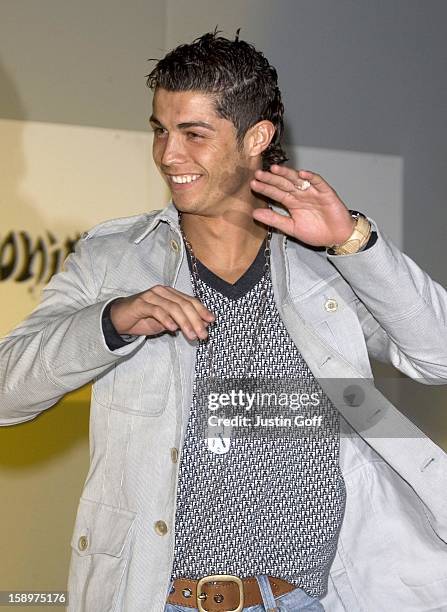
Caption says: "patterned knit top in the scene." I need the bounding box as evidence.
[170,237,346,597]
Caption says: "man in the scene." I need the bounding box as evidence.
[1,31,447,612]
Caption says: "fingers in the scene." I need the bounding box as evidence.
[133,300,179,335]
[252,168,307,194]
[294,168,333,193]
[252,207,294,235]
[250,177,295,206]
[251,168,314,207]
[140,286,215,341]
[250,179,317,213]
[111,285,216,340]
[252,165,333,196]
[159,286,215,322]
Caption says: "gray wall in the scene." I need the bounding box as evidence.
[0,0,166,129]
[166,0,447,285]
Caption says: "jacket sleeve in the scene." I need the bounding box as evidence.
[0,237,145,425]
[327,222,447,383]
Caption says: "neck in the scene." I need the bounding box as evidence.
[179,202,270,283]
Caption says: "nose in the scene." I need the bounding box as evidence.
[159,133,187,168]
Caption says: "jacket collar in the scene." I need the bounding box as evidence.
[130,200,293,299]
[130,201,340,305]
[131,201,291,244]
[131,201,180,244]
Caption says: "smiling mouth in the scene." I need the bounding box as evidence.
[166,174,202,186]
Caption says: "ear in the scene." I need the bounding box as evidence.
[244,120,276,159]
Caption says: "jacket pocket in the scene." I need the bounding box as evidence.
[293,276,372,376]
[67,498,136,612]
[93,286,173,416]
[93,330,174,416]
[328,568,364,611]
[343,460,447,610]
[395,492,447,596]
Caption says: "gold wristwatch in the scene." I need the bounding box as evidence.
[327,210,372,255]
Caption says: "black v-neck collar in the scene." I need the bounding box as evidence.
[185,236,267,300]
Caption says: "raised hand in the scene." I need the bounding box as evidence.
[250,165,356,247]
[110,285,215,340]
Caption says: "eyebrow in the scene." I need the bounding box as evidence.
[149,115,216,132]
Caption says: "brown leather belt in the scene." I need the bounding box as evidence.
[166,575,296,612]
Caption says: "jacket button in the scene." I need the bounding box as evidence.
[78,535,88,551]
[170,447,179,463]
[154,520,168,536]
[324,298,338,312]
[170,239,179,252]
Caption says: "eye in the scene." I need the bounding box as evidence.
[151,126,167,137]
[187,131,203,140]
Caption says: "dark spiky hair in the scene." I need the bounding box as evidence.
[146,29,288,170]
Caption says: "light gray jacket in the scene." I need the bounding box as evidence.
[1,202,447,612]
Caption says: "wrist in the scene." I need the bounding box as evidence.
[109,298,130,336]
[327,210,372,255]
[103,299,138,348]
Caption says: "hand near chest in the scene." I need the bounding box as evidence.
[110,285,215,340]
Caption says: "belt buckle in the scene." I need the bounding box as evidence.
[196,574,244,612]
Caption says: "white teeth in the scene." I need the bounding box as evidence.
[171,174,200,184]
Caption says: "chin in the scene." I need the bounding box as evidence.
[172,198,203,214]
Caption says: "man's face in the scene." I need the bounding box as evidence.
[151,88,253,216]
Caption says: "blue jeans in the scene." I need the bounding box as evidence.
[164,575,325,611]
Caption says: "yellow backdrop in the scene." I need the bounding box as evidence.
[0,117,167,607]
